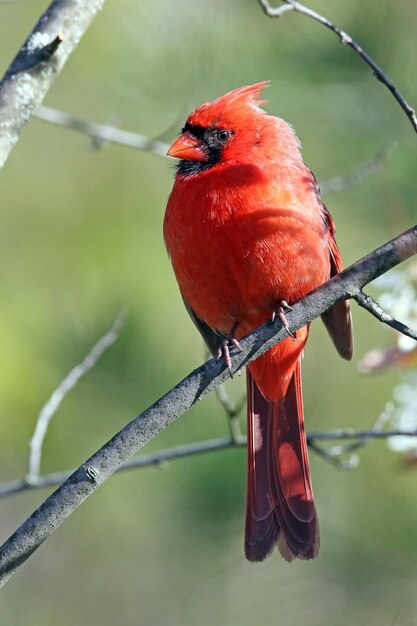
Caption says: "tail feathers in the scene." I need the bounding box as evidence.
[245,371,279,561]
[245,365,319,562]
[245,512,280,562]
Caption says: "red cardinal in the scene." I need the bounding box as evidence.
[164,82,353,562]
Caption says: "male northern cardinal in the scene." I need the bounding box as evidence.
[164,82,353,562]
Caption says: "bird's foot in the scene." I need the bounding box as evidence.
[272,300,296,340]
[217,337,243,377]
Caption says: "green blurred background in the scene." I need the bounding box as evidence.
[1,0,417,624]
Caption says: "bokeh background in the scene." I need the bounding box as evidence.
[1,0,417,624]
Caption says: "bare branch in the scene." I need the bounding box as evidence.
[215,384,246,443]
[355,291,417,342]
[90,114,121,151]
[0,405,412,498]
[211,352,246,443]
[0,0,108,169]
[0,226,416,585]
[35,103,392,192]
[258,0,417,133]
[307,402,394,469]
[307,428,417,443]
[258,0,294,17]
[0,436,243,498]
[307,440,360,471]
[34,106,170,157]
[26,312,125,485]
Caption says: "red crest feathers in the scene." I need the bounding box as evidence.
[187,81,270,129]
[213,81,270,108]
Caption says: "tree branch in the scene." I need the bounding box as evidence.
[354,291,417,341]
[26,312,125,485]
[2,411,416,498]
[214,384,246,443]
[307,402,394,469]
[0,436,243,498]
[5,33,64,76]
[0,0,107,169]
[0,225,416,586]
[34,105,170,157]
[33,103,391,194]
[258,0,417,134]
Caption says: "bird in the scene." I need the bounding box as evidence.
[163,82,353,562]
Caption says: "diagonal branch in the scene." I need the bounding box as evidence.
[0,225,416,586]
[258,0,417,133]
[0,0,108,169]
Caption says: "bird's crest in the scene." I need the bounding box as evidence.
[187,81,270,129]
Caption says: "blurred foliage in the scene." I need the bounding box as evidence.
[1,0,417,624]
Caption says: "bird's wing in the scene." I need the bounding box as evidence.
[320,207,353,360]
[182,296,223,357]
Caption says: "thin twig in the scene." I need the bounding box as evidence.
[258,0,294,17]
[34,103,393,191]
[2,416,417,497]
[355,291,417,342]
[214,384,246,443]
[0,436,243,498]
[35,106,170,157]
[210,346,245,442]
[0,225,416,586]
[307,428,417,442]
[90,114,121,151]
[307,440,360,471]
[26,312,125,485]
[307,402,394,470]
[258,0,417,133]
[319,402,393,457]
[35,105,392,192]
[0,0,108,169]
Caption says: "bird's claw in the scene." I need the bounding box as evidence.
[217,337,243,377]
[272,300,296,340]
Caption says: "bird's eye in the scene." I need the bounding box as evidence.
[214,130,231,144]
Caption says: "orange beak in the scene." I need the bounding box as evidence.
[167,132,207,161]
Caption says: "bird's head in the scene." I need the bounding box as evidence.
[168,81,283,176]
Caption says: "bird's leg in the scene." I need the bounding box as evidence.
[272,300,296,340]
[216,322,242,376]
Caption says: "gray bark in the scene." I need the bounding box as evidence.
[0,0,107,169]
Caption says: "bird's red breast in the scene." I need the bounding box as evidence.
[164,82,331,400]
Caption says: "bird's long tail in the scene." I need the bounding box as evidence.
[245,363,319,562]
